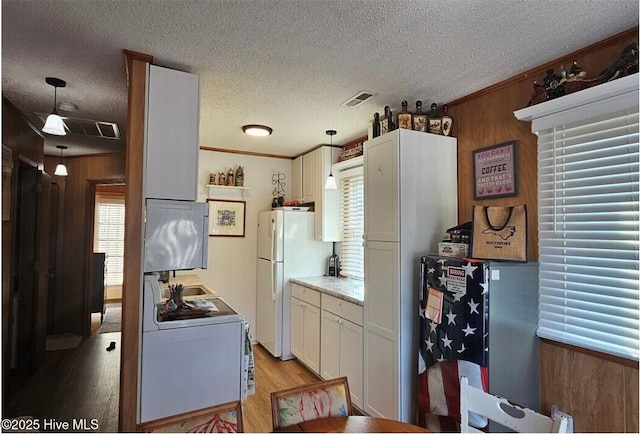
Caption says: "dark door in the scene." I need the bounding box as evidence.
[13,163,50,374]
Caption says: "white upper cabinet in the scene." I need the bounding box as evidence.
[292,155,303,202]
[144,64,200,201]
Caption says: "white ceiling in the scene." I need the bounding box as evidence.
[2,0,638,157]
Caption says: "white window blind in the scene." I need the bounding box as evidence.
[339,168,364,280]
[536,107,639,361]
[95,196,125,286]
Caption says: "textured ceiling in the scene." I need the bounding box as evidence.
[2,0,638,157]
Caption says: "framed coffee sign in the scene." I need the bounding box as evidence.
[473,141,518,200]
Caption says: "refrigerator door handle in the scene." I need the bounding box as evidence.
[271,260,276,301]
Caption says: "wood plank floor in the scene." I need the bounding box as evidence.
[4,334,320,433]
[243,344,321,432]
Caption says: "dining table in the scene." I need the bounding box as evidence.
[273,415,432,433]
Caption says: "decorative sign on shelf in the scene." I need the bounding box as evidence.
[473,141,518,200]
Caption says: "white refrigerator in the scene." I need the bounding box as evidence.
[256,210,331,360]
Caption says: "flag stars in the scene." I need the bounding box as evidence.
[425,337,434,352]
[452,291,464,302]
[480,282,488,295]
[462,323,477,336]
[445,309,457,325]
[442,334,452,349]
[429,321,438,334]
[462,262,478,278]
[457,343,466,354]
[438,274,448,287]
[468,299,480,315]
[428,267,435,275]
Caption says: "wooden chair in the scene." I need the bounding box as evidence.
[139,400,243,433]
[270,376,353,430]
[460,376,571,433]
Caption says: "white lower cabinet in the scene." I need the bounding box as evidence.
[320,294,364,409]
[290,284,321,374]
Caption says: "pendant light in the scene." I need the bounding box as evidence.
[54,145,68,176]
[324,130,338,189]
[42,77,67,136]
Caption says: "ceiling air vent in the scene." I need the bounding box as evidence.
[37,113,121,140]
[341,91,375,107]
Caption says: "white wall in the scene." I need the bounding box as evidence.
[189,149,292,335]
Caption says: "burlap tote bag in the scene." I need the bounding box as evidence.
[471,205,528,262]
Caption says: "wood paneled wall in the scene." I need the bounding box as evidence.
[43,153,125,335]
[447,28,638,432]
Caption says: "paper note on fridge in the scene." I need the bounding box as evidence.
[426,287,444,324]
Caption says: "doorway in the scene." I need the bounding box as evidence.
[88,183,125,334]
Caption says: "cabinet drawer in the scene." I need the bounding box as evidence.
[322,293,363,326]
[292,283,320,307]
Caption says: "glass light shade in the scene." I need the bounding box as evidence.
[54,163,68,176]
[242,124,272,136]
[324,173,337,189]
[43,114,66,136]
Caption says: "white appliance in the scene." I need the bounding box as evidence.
[256,210,331,360]
[144,199,209,272]
[140,274,246,423]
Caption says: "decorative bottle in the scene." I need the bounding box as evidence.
[412,100,427,132]
[397,100,412,130]
[235,166,244,187]
[372,112,381,138]
[381,106,390,135]
[427,103,442,135]
[388,108,396,131]
[227,168,235,186]
[441,104,453,136]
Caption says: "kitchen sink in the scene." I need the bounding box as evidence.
[162,285,209,298]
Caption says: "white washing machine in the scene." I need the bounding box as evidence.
[139,274,246,423]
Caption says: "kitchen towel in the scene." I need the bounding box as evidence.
[471,205,528,262]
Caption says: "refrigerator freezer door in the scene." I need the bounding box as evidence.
[144,199,209,272]
[257,210,284,261]
[256,257,284,357]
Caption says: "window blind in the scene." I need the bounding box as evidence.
[339,169,364,280]
[536,108,639,361]
[95,196,125,286]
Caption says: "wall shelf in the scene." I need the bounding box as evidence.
[207,184,250,198]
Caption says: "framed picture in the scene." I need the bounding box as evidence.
[473,141,518,199]
[208,199,246,237]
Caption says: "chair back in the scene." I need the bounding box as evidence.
[460,376,571,433]
[140,400,243,433]
[270,377,352,430]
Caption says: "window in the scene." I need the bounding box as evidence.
[95,195,125,286]
[530,81,639,361]
[339,166,364,280]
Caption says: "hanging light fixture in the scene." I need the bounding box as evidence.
[324,130,338,189]
[42,77,67,136]
[242,124,273,137]
[54,145,68,176]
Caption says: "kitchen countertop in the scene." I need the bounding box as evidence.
[290,276,364,306]
[161,274,218,299]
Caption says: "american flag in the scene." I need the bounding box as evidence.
[416,255,490,431]
[419,255,489,370]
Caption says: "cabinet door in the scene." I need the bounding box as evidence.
[145,64,199,200]
[364,135,398,242]
[302,150,317,203]
[292,156,303,201]
[364,240,399,419]
[303,303,321,374]
[290,297,305,360]
[320,310,341,380]
[341,319,364,409]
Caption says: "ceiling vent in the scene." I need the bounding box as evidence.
[341,91,375,107]
[37,113,121,140]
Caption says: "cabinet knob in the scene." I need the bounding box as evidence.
[377,164,383,174]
